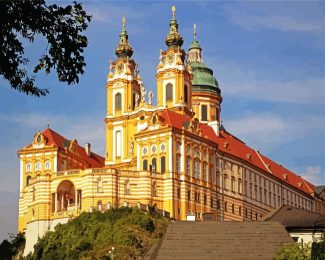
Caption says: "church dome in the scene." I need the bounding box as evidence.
[187,24,221,96]
[190,62,221,95]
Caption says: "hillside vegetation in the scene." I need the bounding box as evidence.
[26,206,169,259]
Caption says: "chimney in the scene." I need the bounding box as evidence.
[208,121,219,137]
[85,143,91,156]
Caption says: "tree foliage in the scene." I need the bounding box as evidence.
[26,207,168,259]
[275,242,312,260]
[0,232,25,260]
[0,0,91,97]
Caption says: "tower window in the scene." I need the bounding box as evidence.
[201,105,207,121]
[161,156,166,173]
[184,85,188,104]
[115,93,122,110]
[166,83,173,101]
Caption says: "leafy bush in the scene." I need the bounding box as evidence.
[27,207,168,259]
[275,243,312,260]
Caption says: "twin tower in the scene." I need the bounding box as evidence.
[105,6,222,167]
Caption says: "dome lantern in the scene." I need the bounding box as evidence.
[165,6,184,48]
[115,16,134,58]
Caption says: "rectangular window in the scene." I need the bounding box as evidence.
[231,178,236,192]
[194,160,200,179]
[161,156,166,173]
[209,166,213,182]
[186,157,191,175]
[201,105,207,121]
[187,190,191,201]
[204,194,207,205]
[176,156,181,173]
[238,179,242,194]
[203,163,207,180]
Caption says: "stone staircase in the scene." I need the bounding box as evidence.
[144,221,293,260]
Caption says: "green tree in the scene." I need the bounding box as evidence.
[275,242,312,260]
[0,0,91,97]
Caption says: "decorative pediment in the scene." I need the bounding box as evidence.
[32,131,47,149]
[113,81,124,88]
[69,139,78,154]
[189,118,200,134]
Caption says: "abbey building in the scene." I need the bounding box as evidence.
[18,6,324,255]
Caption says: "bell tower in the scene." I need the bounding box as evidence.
[106,17,141,118]
[105,17,141,165]
[156,6,193,115]
[188,24,222,124]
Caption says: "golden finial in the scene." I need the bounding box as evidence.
[172,5,176,19]
[122,16,126,29]
[194,23,197,40]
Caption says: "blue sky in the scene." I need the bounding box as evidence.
[0,0,325,238]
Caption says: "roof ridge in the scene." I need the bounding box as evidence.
[43,128,68,147]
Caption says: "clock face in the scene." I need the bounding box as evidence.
[116,62,123,74]
[166,52,174,64]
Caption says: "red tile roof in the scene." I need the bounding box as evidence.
[218,130,314,195]
[159,109,315,195]
[40,128,105,168]
[159,109,191,129]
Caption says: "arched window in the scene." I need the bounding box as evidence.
[160,156,166,173]
[26,175,31,186]
[143,159,148,171]
[239,206,242,216]
[224,202,227,212]
[217,199,220,209]
[232,204,235,213]
[166,83,173,101]
[184,85,188,104]
[151,158,157,172]
[115,93,122,110]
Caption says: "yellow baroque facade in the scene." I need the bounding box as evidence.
[18,6,324,255]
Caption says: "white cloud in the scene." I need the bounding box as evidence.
[210,58,325,106]
[225,112,325,152]
[228,10,325,33]
[300,166,325,185]
[0,112,106,155]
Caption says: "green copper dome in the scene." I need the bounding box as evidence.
[190,62,221,95]
[187,24,221,96]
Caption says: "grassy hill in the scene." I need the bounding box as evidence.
[26,206,169,259]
